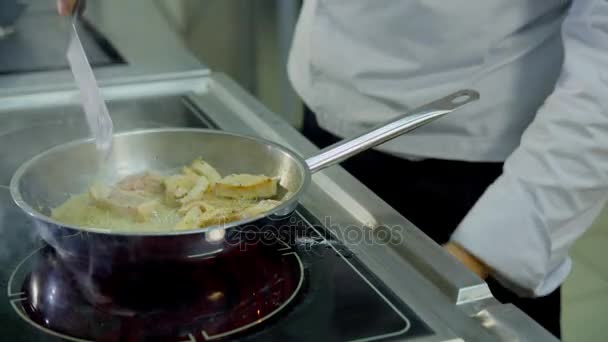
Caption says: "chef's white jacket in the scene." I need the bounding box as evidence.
[288,0,608,297]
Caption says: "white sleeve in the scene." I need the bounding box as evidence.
[450,0,608,297]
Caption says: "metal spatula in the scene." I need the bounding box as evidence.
[66,0,113,160]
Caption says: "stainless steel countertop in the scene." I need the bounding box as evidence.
[0,0,206,96]
[0,71,559,341]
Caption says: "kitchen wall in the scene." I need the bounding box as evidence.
[154,0,302,128]
[562,212,608,342]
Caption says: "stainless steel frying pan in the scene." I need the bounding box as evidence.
[10,90,479,265]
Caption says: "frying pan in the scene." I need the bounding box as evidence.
[10,90,478,266]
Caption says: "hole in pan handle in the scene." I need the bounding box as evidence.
[305,89,480,173]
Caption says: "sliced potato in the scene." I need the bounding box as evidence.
[240,199,282,218]
[215,174,278,199]
[182,166,198,177]
[135,200,160,222]
[178,176,210,204]
[191,159,222,184]
[178,200,211,214]
[89,184,112,202]
[175,206,204,230]
[56,156,288,232]
[175,206,241,229]
[197,208,243,226]
[164,174,198,206]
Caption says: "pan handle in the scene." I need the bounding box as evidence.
[305,89,480,173]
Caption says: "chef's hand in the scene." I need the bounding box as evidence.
[57,0,77,16]
[444,242,490,279]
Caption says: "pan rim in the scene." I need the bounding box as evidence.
[10,128,311,237]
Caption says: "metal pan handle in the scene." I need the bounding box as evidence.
[305,89,480,173]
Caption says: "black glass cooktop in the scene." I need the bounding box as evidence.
[0,187,433,341]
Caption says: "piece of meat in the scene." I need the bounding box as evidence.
[214,174,278,199]
[116,172,164,194]
[89,184,159,222]
[191,159,222,184]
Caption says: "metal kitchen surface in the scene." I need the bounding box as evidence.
[0,0,205,94]
[0,8,123,75]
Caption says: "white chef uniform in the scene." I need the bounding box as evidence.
[288,0,608,296]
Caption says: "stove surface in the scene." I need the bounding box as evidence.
[0,187,433,341]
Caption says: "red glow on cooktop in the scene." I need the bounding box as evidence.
[17,243,304,341]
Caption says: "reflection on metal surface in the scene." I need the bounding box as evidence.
[186,248,224,259]
[207,291,224,302]
[7,247,44,298]
[473,305,559,342]
[476,310,498,329]
[200,251,305,341]
[9,298,90,342]
[474,309,519,342]
[9,243,304,341]
[0,26,15,39]
[205,227,226,242]
[29,274,39,309]
[455,284,494,305]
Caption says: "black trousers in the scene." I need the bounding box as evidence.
[302,110,561,338]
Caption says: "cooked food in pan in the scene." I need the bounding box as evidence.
[51,158,283,231]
